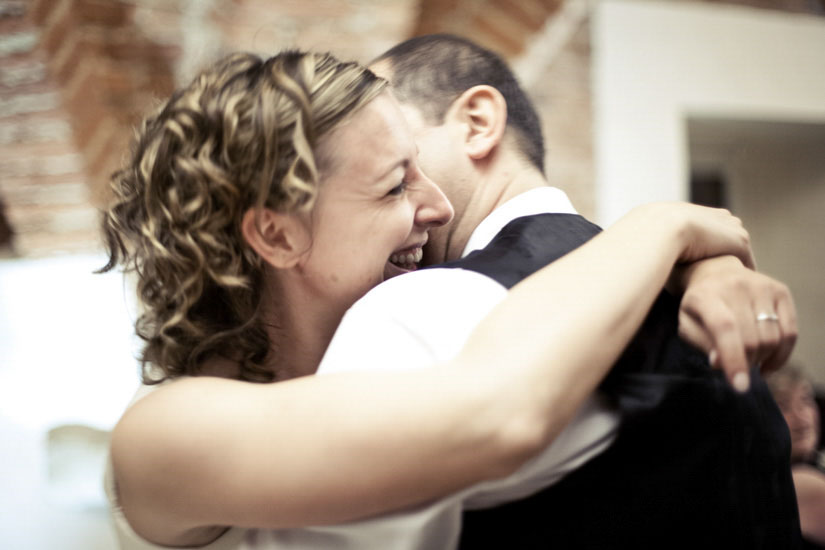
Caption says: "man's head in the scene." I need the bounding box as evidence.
[372,34,547,263]
[373,34,545,175]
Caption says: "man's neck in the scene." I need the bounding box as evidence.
[426,167,548,265]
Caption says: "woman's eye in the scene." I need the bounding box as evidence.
[388,180,408,196]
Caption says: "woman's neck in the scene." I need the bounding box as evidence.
[262,274,346,381]
[273,310,339,380]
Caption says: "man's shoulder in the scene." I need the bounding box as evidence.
[441,213,602,290]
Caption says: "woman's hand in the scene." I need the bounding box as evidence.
[676,256,797,390]
[632,202,756,269]
[624,202,772,391]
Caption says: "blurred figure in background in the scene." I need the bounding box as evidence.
[769,365,825,549]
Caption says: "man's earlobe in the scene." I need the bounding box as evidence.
[241,208,310,269]
[460,85,507,160]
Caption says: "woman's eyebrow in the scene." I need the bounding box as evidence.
[372,158,409,183]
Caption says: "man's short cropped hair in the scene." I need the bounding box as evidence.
[375,34,545,174]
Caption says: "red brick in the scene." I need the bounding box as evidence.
[28,0,57,25]
[0,139,80,159]
[470,10,526,57]
[39,0,75,57]
[536,0,564,11]
[75,0,134,26]
[0,65,50,93]
[49,30,84,85]
[493,0,556,32]
[0,172,87,189]
[229,0,354,20]
[0,14,33,34]
[85,121,126,178]
[413,0,463,35]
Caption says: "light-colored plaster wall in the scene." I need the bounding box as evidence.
[593,0,825,225]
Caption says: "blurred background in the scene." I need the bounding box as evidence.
[0,0,823,547]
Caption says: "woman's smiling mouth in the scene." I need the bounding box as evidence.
[389,246,423,268]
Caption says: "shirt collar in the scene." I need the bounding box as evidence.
[461,187,578,258]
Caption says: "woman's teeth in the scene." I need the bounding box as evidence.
[390,247,423,266]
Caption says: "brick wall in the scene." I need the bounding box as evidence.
[413,0,563,56]
[1,0,97,255]
[1,0,821,256]
[29,0,179,200]
[522,12,595,219]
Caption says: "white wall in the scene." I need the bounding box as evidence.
[0,255,140,548]
[593,0,825,225]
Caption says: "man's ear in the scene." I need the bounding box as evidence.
[450,85,507,161]
[241,207,310,269]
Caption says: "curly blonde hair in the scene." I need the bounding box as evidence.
[99,51,386,383]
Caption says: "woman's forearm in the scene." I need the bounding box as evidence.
[451,203,752,470]
[451,204,687,469]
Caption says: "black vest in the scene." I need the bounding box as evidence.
[438,213,801,550]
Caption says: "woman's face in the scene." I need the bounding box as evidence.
[297,91,454,314]
[775,380,821,462]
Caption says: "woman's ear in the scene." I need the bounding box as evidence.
[451,85,507,161]
[241,207,310,269]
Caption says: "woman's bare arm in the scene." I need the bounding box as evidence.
[112,202,753,544]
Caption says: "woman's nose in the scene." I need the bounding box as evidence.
[415,175,454,228]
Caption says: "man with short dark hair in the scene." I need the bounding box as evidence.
[371,34,549,269]
[313,34,800,548]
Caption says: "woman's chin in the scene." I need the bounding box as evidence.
[383,260,418,281]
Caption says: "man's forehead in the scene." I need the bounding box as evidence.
[369,57,431,133]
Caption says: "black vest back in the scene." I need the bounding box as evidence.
[438,213,801,549]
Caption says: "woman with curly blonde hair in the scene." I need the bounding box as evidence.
[100,49,757,549]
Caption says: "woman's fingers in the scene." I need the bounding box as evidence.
[677,258,797,392]
[758,292,798,373]
[679,293,750,391]
[751,301,782,367]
